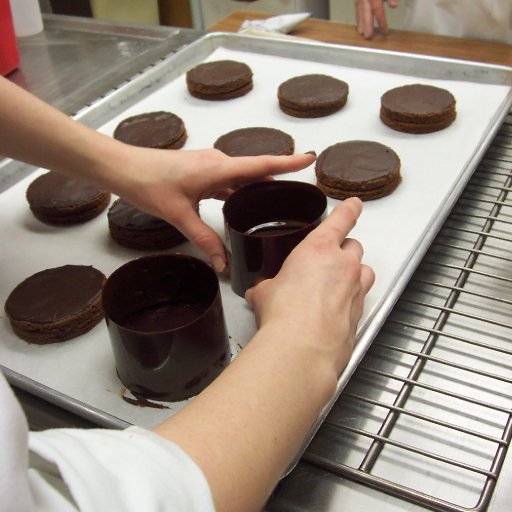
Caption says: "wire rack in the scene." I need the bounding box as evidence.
[301,112,512,512]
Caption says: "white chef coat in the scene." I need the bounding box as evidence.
[0,371,215,512]
[403,0,512,43]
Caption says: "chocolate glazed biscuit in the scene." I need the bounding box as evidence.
[26,171,110,225]
[278,74,349,118]
[186,60,253,100]
[5,265,106,344]
[113,111,187,149]
[380,83,456,134]
[214,127,295,156]
[107,198,188,250]
[315,140,401,201]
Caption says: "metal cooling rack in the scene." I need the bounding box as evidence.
[301,112,512,512]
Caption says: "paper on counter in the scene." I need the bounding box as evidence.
[239,12,311,34]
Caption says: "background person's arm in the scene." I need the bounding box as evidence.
[355,0,399,39]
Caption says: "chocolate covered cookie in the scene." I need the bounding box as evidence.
[214,127,294,157]
[380,83,456,134]
[315,140,401,201]
[107,198,187,250]
[26,171,110,225]
[113,111,187,149]
[5,265,106,344]
[186,60,253,100]
[278,74,349,118]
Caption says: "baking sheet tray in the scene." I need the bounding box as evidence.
[1,33,511,431]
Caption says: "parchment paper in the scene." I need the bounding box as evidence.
[0,45,510,428]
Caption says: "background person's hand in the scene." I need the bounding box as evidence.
[355,0,398,39]
[246,197,375,375]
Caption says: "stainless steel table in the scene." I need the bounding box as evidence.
[9,14,202,116]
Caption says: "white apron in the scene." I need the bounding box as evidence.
[404,0,512,42]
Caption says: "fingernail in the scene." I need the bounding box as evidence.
[212,255,226,273]
[305,150,317,157]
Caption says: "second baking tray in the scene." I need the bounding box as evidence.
[1,33,511,433]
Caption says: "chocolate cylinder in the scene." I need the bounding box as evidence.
[223,181,327,297]
[102,255,230,402]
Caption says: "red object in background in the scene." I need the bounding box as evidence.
[0,0,20,75]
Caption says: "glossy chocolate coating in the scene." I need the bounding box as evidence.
[5,265,105,322]
[108,198,168,231]
[186,60,252,90]
[113,111,185,148]
[381,84,455,115]
[278,74,348,108]
[124,303,206,331]
[103,255,230,402]
[223,181,327,297]
[26,172,105,209]
[214,127,294,157]
[107,198,188,250]
[316,140,400,183]
[245,220,309,236]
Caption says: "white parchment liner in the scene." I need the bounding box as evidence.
[0,45,510,428]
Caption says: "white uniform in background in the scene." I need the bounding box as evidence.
[402,0,512,43]
[0,371,214,512]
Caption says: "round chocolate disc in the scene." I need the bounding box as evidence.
[26,171,111,225]
[317,141,400,183]
[107,198,187,250]
[381,84,455,116]
[278,74,349,117]
[214,127,295,157]
[380,83,456,133]
[27,172,106,210]
[5,265,106,324]
[315,140,401,201]
[113,111,187,149]
[186,60,253,100]
[108,199,169,231]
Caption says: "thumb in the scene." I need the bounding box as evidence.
[172,206,227,273]
[244,286,255,306]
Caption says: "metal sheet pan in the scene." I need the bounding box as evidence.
[1,33,511,437]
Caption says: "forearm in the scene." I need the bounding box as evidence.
[0,76,134,191]
[154,322,339,512]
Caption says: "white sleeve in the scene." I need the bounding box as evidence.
[28,425,215,512]
[0,372,34,512]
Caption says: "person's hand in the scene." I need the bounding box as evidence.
[106,144,316,272]
[0,76,316,273]
[246,197,375,375]
[155,198,374,512]
[355,0,398,39]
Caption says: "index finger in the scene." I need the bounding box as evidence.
[310,197,363,246]
[216,152,316,189]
